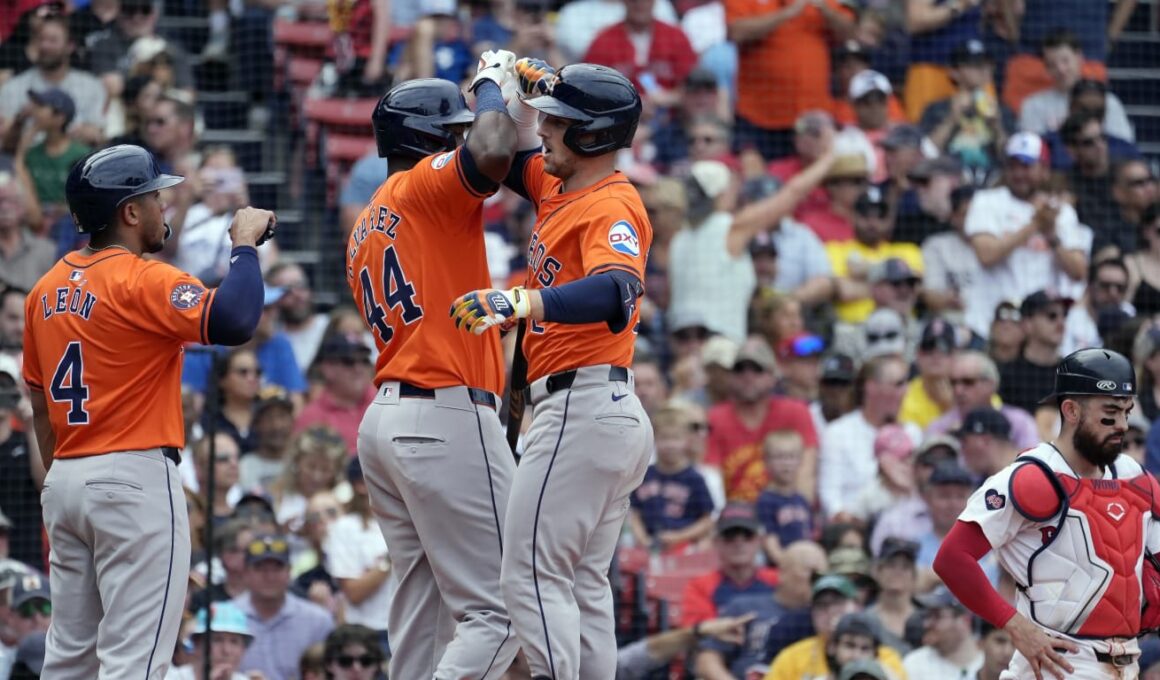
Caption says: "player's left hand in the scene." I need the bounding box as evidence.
[470,49,517,93]
[450,287,532,335]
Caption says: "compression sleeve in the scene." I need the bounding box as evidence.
[934,520,1018,628]
[206,246,263,346]
[504,149,538,201]
[539,273,622,325]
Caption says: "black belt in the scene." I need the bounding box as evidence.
[398,382,497,410]
[1095,651,1137,667]
[161,446,181,466]
[544,366,629,395]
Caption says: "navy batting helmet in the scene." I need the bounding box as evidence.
[1041,348,1136,404]
[524,63,641,157]
[372,78,475,160]
[66,145,184,234]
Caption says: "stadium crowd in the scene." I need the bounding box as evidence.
[2,0,1160,677]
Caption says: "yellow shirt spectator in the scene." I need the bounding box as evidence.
[762,635,907,680]
[826,243,923,323]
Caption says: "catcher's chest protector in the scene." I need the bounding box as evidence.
[1026,472,1155,638]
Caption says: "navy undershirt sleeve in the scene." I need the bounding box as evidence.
[458,144,499,196]
[539,271,642,333]
[207,246,263,346]
[503,149,538,202]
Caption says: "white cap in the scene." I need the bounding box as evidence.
[129,36,169,66]
[689,160,732,199]
[863,308,907,359]
[1005,132,1045,164]
[701,335,739,369]
[849,70,892,100]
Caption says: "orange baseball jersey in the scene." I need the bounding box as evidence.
[346,147,504,395]
[517,153,652,383]
[22,250,217,459]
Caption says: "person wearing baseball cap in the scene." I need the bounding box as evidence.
[956,407,1018,479]
[776,333,825,401]
[170,602,254,680]
[817,354,858,430]
[832,46,906,128]
[908,586,983,677]
[769,578,906,679]
[991,289,1070,414]
[296,332,375,452]
[24,87,89,212]
[898,317,959,429]
[848,70,893,139]
[960,129,1088,339]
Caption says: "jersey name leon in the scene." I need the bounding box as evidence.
[347,204,404,275]
[39,287,99,321]
[526,231,563,287]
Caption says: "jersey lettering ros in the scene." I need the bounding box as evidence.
[962,444,1160,641]
[22,251,217,458]
[347,148,504,395]
[518,154,651,383]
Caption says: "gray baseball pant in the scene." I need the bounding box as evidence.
[40,449,190,680]
[358,382,520,680]
[500,365,652,680]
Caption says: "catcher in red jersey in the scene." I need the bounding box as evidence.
[934,348,1160,680]
[450,59,652,680]
[23,144,272,679]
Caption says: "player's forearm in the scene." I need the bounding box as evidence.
[207,247,263,346]
[30,392,54,473]
[466,81,517,183]
[534,272,642,332]
[934,520,1017,628]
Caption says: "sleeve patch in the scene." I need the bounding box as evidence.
[431,152,454,170]
[984,488,1006,510]
[608,220,641,257]
[170,283,206,310]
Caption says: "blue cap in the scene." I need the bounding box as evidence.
[263,286,286,307]
[193,602,253,638]
[30,87,76,126]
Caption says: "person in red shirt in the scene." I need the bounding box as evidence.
[680,502,780,627]
[707,337,818,503]
[583,0,697,110]
[294,333,376,453]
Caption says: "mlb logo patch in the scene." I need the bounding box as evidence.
[608,221,640,257]
[985,488,1006,511]
[69,270,83,282]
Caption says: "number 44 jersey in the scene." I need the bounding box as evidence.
[346,148,504,395]
[22,249,218,457]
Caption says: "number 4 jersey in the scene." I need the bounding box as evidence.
[22,250,218,458]
[346,148,504,395]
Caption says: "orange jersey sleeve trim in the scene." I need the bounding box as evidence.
[585,263,641,278]
[199,287,218,346]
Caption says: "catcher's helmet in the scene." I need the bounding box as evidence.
[66,145,184,234]
[1041,348,1136,404]
[372,78,475,160]
[524,63,641,157]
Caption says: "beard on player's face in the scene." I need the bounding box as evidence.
[1072,416,1124,468]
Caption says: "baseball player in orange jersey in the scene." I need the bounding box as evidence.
[347,57,523,679]
[21,145,273,680]
[450,61,652,680]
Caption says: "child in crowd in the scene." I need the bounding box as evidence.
[755,430,815,566]
[628,407,716,552]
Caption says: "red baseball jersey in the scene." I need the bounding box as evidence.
[517,154,652,383]
[22,250,217,459]
[347,148,504,395]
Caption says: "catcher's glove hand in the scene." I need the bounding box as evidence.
[450,287,532,335]
[514,57,557,99]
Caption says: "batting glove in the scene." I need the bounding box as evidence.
[514,57,556,99]
[450,287,532,335]
[470,49,517,93]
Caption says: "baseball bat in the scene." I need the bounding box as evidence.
[506,319,529,456]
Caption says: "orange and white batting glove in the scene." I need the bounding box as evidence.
[450,287,532,335]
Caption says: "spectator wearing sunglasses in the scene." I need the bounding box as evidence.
[776,332,826,403]
[8,571,49,647]
[987,301,1024,364]
[87,0,195,101]
[168,602,254,680]
[826,186,922,325]
[1093,160,1158,261]
[1061,112,1142,239]
[296,335,375,454]
[926,350,1039,451]
[236,535,334,680]
[997,290,1070,417]
[706,337,818,503]
[1061,257,1135,356]
[322,624,383,680]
